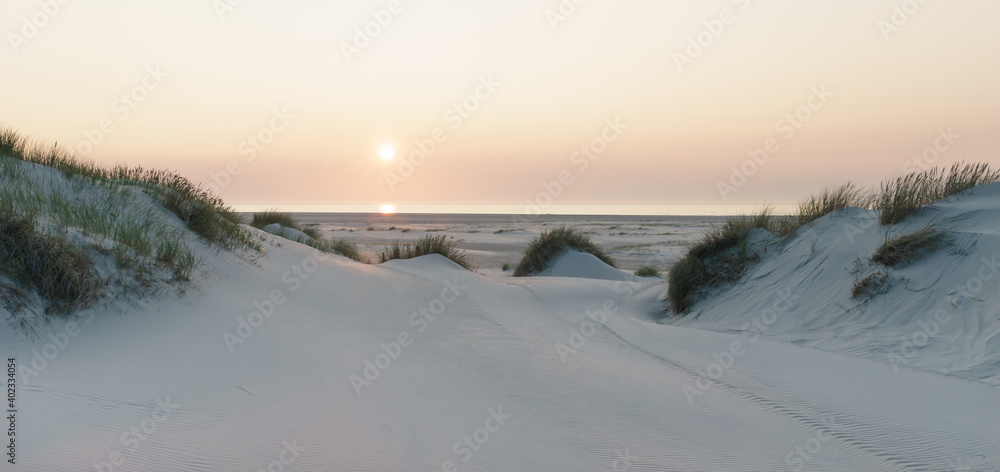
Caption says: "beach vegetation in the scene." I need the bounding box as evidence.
[875,162,1000,225]
[634,266,660,277]
[795,182,870,229]
[871,227,946,267]
[852,270,891,300]
[667,208,780,314]
[0,213,102,315]
[513,227,615,277]
[0,126,256,252]
[668,162,998,314]
[251,209,322,240]
[250,209,365,262]
[378,235,472,270]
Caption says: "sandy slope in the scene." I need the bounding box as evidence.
[536,249,639,280]
[5,206,999,471]
[672,183,1000,387]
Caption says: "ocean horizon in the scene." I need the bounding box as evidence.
[231,202,798,216]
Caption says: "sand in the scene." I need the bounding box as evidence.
[270,212,725,278]
[3,158,999,470]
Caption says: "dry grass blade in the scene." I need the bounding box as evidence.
[797,182,870,226]
[871,227,946,267]
[875,162,1000,225]
[852,270,890,300]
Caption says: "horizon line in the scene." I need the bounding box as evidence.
[231,202,799,217]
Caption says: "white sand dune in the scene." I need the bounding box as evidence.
[536,249,637,281]
[3,183,1000,470]
[671,183,1000,386]
[261,223,316,246]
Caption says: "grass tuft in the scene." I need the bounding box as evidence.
[250,209,366,262]
[875,162,1000,225]
[378,235,472,270]
[796,182,870,227]
[513,227,615,277]
[668,208,780,314]
[943,162,1000,198]
[0,125,255,251]
[0,126,28,158]
[325,237,365,262]
[0,278,33,329]
[0,214,102,314]
[0,125,266,317]
[250,209,322,240]
[665,162,998,313]
[634,266,660,277]
[852,270,890,300]
[871,227,946,267]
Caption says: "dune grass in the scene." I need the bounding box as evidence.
[634,266,660,277]
[321,237,365,262]
[943,162,1000,196]
[875,170,944,226]
[0,125,265,318]
[378,235,472,270]
[1,153,198,282]
[0,278,32,330]
[1,126,255,251]
[513,227,615,277]
[871,227,946,267]
[0,213,102,314]
[0,126,27,157]
[667,162,998,313]
[251,209,322,240]
[250,209,365,262]
[667,209,783,314]
[875,162,1000,225]
[795,183,870,228]
[852,270,890,300]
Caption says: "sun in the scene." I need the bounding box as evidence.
[379,204,397,214]
[378,144,396,161]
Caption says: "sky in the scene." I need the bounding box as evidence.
[3,0,999,210]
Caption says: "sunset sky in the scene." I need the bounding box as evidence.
[3,0,998,209]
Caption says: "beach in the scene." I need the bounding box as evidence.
[268,212,726,278]
[2,154,999,470]
[3,1,999,467]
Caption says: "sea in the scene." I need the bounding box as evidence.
[234,203,795,277]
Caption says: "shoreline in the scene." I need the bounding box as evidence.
[274,213,722,276]
[241,212,734,225]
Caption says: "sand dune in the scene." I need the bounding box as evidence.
[2,188,998,470]
[3,158,999,470]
